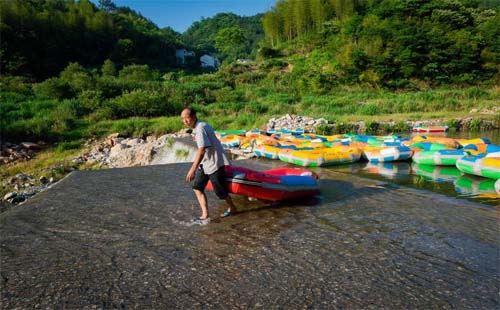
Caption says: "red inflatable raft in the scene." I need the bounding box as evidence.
[207,165,320,201]
[412,125,449,133]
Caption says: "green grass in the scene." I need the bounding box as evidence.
[2,84,499,200]
[0,147,87,197]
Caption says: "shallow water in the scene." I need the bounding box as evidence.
[343,130,500,205]
[0,148,499,308]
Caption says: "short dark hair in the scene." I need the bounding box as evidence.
[183,107,196,117]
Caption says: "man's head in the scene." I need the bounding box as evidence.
[181,108,197,129]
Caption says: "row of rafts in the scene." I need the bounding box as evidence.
[211,129,499,201]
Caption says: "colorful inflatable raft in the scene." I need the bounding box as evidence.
[362,146,412,163]
[220,134,244,148]
[455,152,500,180]
[412,149,466,166]
[412,125,449,133]
[207,165,320,201]
[278,146,362,167]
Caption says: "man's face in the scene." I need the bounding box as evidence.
[181,110,196,128]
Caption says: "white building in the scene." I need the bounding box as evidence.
[175,49,195,65]
[200,54,220,69]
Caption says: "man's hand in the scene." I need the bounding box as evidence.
[186,168,196,182]
[186,147,205,182]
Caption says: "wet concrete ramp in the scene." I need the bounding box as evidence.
[1,161,499,309]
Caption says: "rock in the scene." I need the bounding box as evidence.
[40,176,48,184]
[3,192,17,201]
[16,173,29,182]
[23,190,37,197]
[109,143,129,158]
[72,157,85,164]
[177,128,193,136]
[10,195,26,204]
[21,142,40,150]
[266,114,330,133]
[104,133,125,147]
[125,138,143,146]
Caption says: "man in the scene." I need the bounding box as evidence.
[181,107,237,224]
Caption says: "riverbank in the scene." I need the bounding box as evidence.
[1,116,499,209]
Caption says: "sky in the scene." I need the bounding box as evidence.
[99,0,276,33]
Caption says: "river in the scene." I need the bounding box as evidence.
[0,130,498,308]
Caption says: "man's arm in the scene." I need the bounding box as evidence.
[186,147,206,182]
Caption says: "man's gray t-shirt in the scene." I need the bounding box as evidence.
[194,120,230,174]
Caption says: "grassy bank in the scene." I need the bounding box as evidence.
[2,76,499,199]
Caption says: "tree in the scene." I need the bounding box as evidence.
[101,59,117,76]
[98,0,116,12]
[262,10,281,46]
[214,26,246,60]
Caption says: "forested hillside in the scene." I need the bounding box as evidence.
[1,0,499,146]
[182,13,266,61]
[0,0,181,80]
[261,0,500,87]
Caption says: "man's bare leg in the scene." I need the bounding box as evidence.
[193,189,209,219]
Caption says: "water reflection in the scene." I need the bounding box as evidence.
[412,163,461,183]
[329,159,498,205]
[454,175,500,201]
[363,162,411,180]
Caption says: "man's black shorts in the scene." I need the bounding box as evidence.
[192,165,229,199]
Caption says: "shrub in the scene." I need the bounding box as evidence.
[95,76,124,99]
[33,78,74,100]
[88,107,114,122]
[60,62,94,92]
[334,122,357,134]
[78,90,103,112]
[1,91,28,103]
[315,123,332,135]
[257,47,281,59]
[101,59,117,77]
[118,64,160,83]
[393,121,410,133]
[107,90,179,118]
[493,114,500,128]
[364,121,379,134]
[446,118,461,131]
[50,100,80,133]
[0,75,32,95]
[469,118,482,131]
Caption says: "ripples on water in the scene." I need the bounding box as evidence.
[330,130,500,206]
[1,131,498,309]
[179,159,498,309]
[330,161,499,206]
